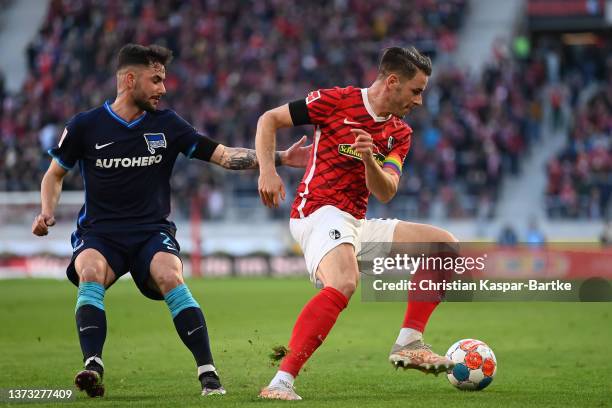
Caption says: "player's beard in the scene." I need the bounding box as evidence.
[134,93,157,113]
[132,83,157,112]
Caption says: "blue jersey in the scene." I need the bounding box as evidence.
[49,101,218,235]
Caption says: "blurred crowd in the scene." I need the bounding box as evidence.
[546,40,612,219]
[3,0,605,223]
[385,54,543,220]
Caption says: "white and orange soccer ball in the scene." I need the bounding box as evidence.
[445,339,497,390]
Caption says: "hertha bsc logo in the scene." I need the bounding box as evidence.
[144,133,167,154]
[329,229,341,240]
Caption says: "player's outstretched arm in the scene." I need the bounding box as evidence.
[209,145,263,170]
[350,129,400,203]
[32,160,67,236]
[208,136,310,171]
[255,104,296,208]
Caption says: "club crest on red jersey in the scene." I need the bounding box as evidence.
[306,90,322,105]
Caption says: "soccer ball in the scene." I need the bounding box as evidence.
[445,339,497,390]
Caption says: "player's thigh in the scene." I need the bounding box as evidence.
[291,206,361,290]
[74,248,117,287]
[131,231,183,299]
[149,251,184,295]
[315,243,360,297]
[357,218,398,261]
[390,221,459,259]
[392,221,458,243]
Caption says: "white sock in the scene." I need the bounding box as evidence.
[395,328,423,346]
[84,356,104,369]
[269,370,295,387]
[197,364,216,378]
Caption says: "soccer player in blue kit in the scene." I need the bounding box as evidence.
[31,44,309,398]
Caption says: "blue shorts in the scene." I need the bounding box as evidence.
[66,229,181,300]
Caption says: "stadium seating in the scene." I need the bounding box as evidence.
[546,83,611,219]
[2,0,577,221]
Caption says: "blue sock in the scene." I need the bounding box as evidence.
[164,284,214,368]
[75,282,107,364]
[164,283,200,318]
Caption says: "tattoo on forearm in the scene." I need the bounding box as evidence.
[222,148,284,170]
[221,148,258,170]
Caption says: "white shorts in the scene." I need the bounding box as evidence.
[290,205,399,285]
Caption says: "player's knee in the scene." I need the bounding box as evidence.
[339,281,357,298]
[443,230,459,243]
[154,267,184,294]
[335,275,359,298]
[79,265,105,284]
[427,226,459,243]
[150,252,184,294]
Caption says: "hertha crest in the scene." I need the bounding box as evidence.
[143,133,167,154]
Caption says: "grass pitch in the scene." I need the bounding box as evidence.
[0,278,610,407]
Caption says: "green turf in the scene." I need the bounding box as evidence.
[0,278,610,407]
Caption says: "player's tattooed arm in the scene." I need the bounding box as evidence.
[211,138,310,170]
[217,147,282,170]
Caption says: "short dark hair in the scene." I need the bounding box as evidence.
[378,46,432,79]
[116,44,173,70]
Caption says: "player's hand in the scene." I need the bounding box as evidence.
[281,136,311,168]
[350,129,374,161]
[32,213,56,236]
[258,171,286,208]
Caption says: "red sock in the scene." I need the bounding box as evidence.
[402,266,444,333]
[402,301,439,333]
[279,286,348,377]
[402,245,457,333]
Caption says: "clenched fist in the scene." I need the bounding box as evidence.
[32,214,56,236]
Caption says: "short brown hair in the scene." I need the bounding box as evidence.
[116,44,173,70]
[378,46,432,79]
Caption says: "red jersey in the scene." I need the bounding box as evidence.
[290,86,412,219]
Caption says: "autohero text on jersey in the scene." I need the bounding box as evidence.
[95,155,163,169]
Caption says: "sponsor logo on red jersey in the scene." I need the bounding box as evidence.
[337,144,385,165]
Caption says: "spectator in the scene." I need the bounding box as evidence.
[525,218,546,246]
[498,224,518,246]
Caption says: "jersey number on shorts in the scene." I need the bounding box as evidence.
[160,232,177,251]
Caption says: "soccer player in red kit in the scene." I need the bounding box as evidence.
[255,47,457,400]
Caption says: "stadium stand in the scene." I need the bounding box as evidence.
[0,0,474,222]
[545,51,611,219]
[388,56,544,220]
[11,0,607,223]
